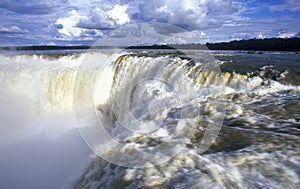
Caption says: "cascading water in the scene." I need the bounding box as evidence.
[0,51,299,189]
[73,53,300,188]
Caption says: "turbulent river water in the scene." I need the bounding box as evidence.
[0,50,299,189]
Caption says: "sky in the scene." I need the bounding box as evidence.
[0,0,299,46]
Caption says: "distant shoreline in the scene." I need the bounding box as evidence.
[1,38,299,51]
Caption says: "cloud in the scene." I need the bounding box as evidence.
[124,0,238,30]
[76,7,117,30]
[107,4,130,25]
[94,23,209,46]
[52,0,240,44]
[53,24,63,29]
[229,32,252,40]
[80,29,103,37]
[0,26,27,34]
[0,0,299,45]
[95,23,181,46]
[76,4,130,30]
[269,0,300,12]
[62,0,239,33]
[166,30,209,44]
[55,10,82,37]
[0,0,68,15]
[257,33,265,39]
[278,31,297,38]
[53,10,104,40]
[52,2,130,41]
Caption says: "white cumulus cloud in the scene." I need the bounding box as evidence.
[107,4,130,25]
[55,10,83,37]
[76,7,117,30]
[124,0,238,30]
[76,4,130,30]
[53,10,104,40]
[278,31,297,38]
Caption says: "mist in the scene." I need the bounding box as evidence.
[0,91,92,189]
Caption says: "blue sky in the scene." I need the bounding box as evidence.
[0,0,299,46]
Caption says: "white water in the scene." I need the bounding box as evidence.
[74,54,300,188]
[0,53,112,189]
[0,52,299,188]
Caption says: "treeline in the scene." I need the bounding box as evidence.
[1,38,300,51]
[171,38,300,51]
[127,38,300,51]
[207,38,300,51]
